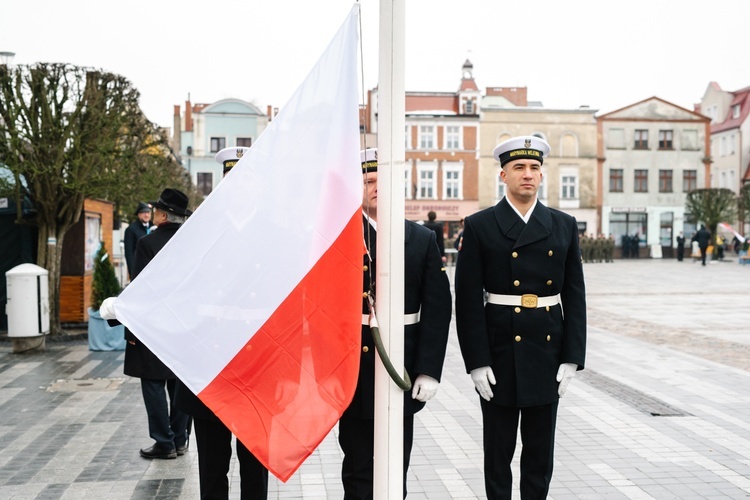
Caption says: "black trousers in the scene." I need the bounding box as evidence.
[140,378,189,450]
[338,414,414,500]
[193,416,268,500]
[480,399,558,500]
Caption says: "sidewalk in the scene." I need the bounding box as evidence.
[1,258,749,499]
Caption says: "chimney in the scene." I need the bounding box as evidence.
[185,100,193,131]
[485,87,528,107]
[172,105,182,151]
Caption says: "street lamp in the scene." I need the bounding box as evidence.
[0,51,15,65]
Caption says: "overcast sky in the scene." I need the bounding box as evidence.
[2,0,748,129]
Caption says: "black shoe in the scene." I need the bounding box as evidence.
[176,439,189,456]
[140,444,177,459]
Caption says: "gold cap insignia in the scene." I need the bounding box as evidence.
[236,148,244,159]
[524,139,531,148]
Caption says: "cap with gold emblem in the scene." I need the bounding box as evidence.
[360,148,378,173]
[215,146,251,174]
[493,136,550,167]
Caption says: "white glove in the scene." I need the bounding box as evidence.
[99,296,118,320]
[470,366,496,401]
[412,374,439,402]
[556,363,577,397]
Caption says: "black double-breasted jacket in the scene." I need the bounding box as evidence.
[455,199,586,407]
[343,218,452,419]
[123,222,182,380]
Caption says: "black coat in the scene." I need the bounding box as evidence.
[423,220,446,257]
[123,219,152,275]
[455,199,586,407]
[692,227,711,249]
[343,219,452,419]
[123,223,182,380]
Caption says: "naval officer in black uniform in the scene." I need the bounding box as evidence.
[338,148,452,499]
[172,146,269,500]
[455,136,586,500]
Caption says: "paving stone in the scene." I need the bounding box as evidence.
[1,259,749,498]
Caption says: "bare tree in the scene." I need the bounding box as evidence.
[685,188,737,237]
[0,63,192,334]
[739,184,750,234]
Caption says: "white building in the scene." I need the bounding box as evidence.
[172,99,270,196]
[597,97,711,257]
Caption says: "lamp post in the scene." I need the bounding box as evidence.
[0,51,15,65]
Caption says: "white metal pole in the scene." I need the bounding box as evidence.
[374,0,406,499]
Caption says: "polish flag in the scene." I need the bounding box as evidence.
[114,7,362,482]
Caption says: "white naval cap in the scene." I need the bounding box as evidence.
[215,146,251,173]
[360,148,378,173]
[493,136,550,167]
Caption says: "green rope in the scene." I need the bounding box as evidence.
[365,309,412,391]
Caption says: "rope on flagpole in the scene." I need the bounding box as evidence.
[359,0,410,393]
[367,296,412,391]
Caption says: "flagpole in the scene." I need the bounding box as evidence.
[374,0,405,498]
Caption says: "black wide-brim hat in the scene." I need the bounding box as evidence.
[149,188,192,217]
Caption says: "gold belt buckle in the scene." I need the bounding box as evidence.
[521,294,538,308]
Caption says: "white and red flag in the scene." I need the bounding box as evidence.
[114,6,362,482]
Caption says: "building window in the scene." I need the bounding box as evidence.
[634,169,648,192]
[659,169,673,192]
[237,137,252,147]
[634,130,648,149]
[445,126,461,149]
[465,99,474,114]
[404,163,412,200]
[610,211,648,250]
[442,162,463,200]
[733,104,741,119]
[197,172,213,196]
[561,175,577,199]
[210,137,226,153]
[405,125,411,149]
[416,162,437,199]
[609,169,623,192]
[419,125,435,149]
[658,130,673,150]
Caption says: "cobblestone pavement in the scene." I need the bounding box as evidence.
[1,258,749,499]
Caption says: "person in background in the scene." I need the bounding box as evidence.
[692,224,711,266]
[455,136,586,499]
[424,210,447,264]
[102,189,193,460]
[123,202,153,280]
[676,232,685,262]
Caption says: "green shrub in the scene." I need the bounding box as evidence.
[91,245,122,310]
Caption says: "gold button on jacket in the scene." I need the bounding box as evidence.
[362,346,369,353]
[514,335,521,342]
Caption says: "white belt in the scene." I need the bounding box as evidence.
[487,293,561,309]
[362,310,420,326]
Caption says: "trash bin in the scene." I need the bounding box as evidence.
[5,263,50,337]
